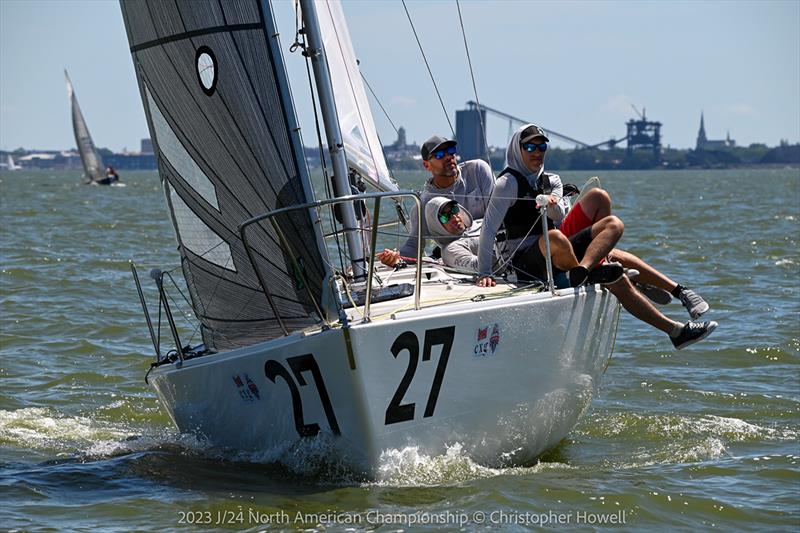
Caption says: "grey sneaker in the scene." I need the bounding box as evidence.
[671,320,718,350]
[678,288,709,319]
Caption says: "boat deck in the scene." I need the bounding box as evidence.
[341,262,551,325]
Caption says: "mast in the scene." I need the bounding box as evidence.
[299,0,366,279]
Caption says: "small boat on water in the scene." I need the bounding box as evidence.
[120,0,619,477]
[65,70,121,186]
[2,154,22,171]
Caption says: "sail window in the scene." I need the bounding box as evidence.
[167,183,235,271]
[196,46,218,96]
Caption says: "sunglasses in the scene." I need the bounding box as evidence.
[438,204,460,224]
[522,142,548,153]
[430,146,457,160]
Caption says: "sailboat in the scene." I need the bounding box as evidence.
[4,154,22,171]
[120,0,619,476]
[65,70,117,185]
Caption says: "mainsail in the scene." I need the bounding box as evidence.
[315,0,397,192]
[120,0,332,351]
[65,70,105,182]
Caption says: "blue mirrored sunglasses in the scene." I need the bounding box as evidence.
[431,146,457,160]
[523,142,548,153]
[438,204,460,224]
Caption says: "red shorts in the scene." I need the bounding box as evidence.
[559,202,592,238]
[559,202,606,266]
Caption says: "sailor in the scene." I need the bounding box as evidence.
[476,124,717,349]
[556,177,710,319]
[105,166,120,183]
[377,136,494,267]
[476,124,624,288]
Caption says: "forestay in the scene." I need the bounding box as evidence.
[120,0,332,352]
[315,0,397,192]
[65,70,105,182]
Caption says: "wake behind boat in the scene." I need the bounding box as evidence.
[120,0,619,477]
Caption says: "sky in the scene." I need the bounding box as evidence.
[1,0,798,153]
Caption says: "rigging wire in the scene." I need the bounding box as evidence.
[293,0,347,273]
[401,0,455,137]
[455,0,493,168]
[361,72,399,137]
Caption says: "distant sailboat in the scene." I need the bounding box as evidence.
[65,70,112,184]
[5,154,22,171]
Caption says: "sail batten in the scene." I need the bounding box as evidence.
[121,0,332,351]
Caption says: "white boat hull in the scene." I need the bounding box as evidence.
[149,285,619,476]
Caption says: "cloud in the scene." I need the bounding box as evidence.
[727,103,758,117]
[390,96,417,108]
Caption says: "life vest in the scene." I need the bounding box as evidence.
[499,167,555,240]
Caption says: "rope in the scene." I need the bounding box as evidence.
[401,0,455,137]
[455,0,493,167]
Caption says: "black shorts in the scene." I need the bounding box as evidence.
[511,227,593,282]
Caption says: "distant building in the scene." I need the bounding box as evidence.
[391,127,407,151]
[696,112,735,150]
[455,105,487,162]
[141,138,154,154]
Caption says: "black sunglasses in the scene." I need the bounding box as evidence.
[438,204,460,224]
[522,142,548,153]
[431,146,457,160]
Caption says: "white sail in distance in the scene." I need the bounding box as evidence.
[65,70,105,182]
[315,0,397,192]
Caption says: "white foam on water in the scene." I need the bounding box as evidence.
[374,443,570,486]
[0,407,134,453]
[0,406,209,459]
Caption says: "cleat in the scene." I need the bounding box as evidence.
[671,320,718,350]
[678,288,709,319]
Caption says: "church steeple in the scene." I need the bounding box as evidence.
[696,111,707,149]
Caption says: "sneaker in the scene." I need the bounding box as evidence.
[671,320,718,350]
[678,288,709,319]
[637,283,673,305]
[587,262,624,285]
[625,268,641,281]
[569,266,589,288]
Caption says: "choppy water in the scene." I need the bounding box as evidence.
[1,168,798,531]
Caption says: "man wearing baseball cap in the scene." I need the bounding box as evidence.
[377,134,495,266]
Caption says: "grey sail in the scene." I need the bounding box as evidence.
[119,0,331,351]
[65,70,105,182]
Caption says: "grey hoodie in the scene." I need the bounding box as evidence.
[477,124,566,278]
[425,197,499,272]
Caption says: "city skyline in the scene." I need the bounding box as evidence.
[1,0,798,153]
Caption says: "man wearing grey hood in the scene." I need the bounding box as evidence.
[424,197,488,272]
[476,124,623,287]
[377,136,494,267]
